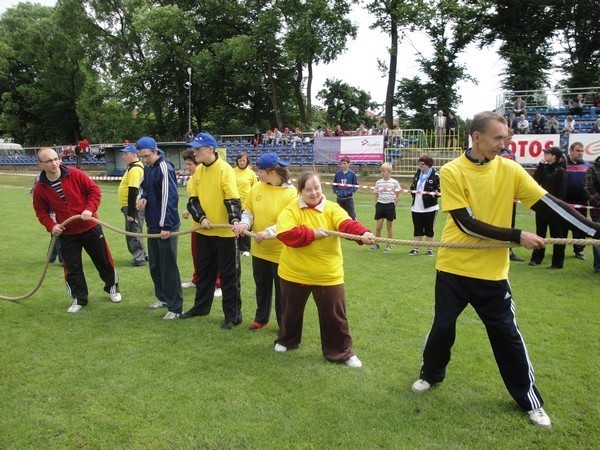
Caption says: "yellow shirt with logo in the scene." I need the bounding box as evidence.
[118,161,144,207]
[277,197,350,285]
[245,182,297,263]
[234,167,257,207]
[436,153,546,280]
[188,157,239,238]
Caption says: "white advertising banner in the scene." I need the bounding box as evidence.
[506,134,600,164]
[339,135,384,162]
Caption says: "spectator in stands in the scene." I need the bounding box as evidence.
[531,113,546,134]
[517,114,529,134]
[368,125,377,135]
[381,122,390,148]
[565,142,590,260]
[563,115,576,133]
[547,115,560,134]
[529,147,567,269]
[446,112,458,147]
[392,125,403,147]
[506,113,518,133]
[334,124,344,136]
[253,128,261,148]
[313,126,324,139]
[273,128,282,146]
[584,155,600,273]
[591,119,600,134]
[433,110,446,148]
[325,128,333,137]
[513,96,526,116]
[94,149,105,161]
[282,127,293,146]
[292,127,303,147]
[568,94,584,118]
[591,92,600,118]
[184,128,194,143]
[355,123,367,136]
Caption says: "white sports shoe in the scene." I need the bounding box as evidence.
[181,281,196,288]
[411,379,431,393]
[274,343,288,353]
[345,355,363,368]
[67,299,82,313]
[528,407,552,429]
[163,311,180,320]
[147,299,167,310]
[109,292,122,303]
[242,251,250,257]
[214,288,222,297]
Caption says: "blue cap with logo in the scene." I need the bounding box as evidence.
[257,152,289,169]
[120,145,138,154]
[187,132,217,149]
[136,136,164,154]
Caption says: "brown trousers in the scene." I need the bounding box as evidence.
[277,279,355,362]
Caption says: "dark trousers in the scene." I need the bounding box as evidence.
[419,271,544,411]
[277,279,354,362]
[252,256,282,325]
[190,232,221,287]
[239,234,251,253]
[531,213,565,267]
[337,197,356,220]
[47,235,61,263]
[412,211,437,237]
[592,214,600,272]
[60,224,119,305]
[190,234,242,323]
[566,204,587,254]
[147,231,183,314]
[121,206,147,263]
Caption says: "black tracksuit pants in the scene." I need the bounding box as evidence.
[251,256,282,326]
[419,271,544,411]
[60,224,119,304]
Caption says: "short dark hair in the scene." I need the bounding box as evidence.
[297,171,320,193]
[339,156,350,164]
[569,142,583,151]
[182,149,195,162]
[418,155,434,166]
[236,152,248,163]
[470,111,507,136]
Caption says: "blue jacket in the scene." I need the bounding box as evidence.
[332,169,358,199]
[140,156,180,232]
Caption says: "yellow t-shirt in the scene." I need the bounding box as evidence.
[188,157,240,237]
[118,161,144,207]
[234,167,257,207]
[245,182,297,263]
[277,197,351,285]
[436,153,546,280]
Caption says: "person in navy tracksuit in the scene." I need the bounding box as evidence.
[332,156,359,220]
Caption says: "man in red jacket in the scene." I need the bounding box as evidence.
[32,147,121,313]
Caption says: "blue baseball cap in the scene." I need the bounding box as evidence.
[257,152,289,169]
[187,132,217,149]
[136,136,164,154]
[120,145,138,154]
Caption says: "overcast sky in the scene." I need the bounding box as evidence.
[2,0,517,120]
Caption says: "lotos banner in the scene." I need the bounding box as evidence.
[506,134,600,164]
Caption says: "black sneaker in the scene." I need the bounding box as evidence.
[575,252,586,260]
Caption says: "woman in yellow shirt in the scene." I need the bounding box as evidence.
[232,153,297,330]
[274,172,375,368]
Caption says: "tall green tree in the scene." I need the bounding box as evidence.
[317,78,376,129]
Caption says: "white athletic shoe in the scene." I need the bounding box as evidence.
[345,355,363,368]
[109,292,122,303]
[181,282,196,289]
[67,299,82,313]
[214,288,222,297]
[274,343,288,353]
[528,407,552,429]
[411,379,431,393]
[242,251,250,257]
[147,299,167,310]
[163,311,180,320]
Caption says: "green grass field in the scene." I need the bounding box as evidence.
[1,173,598,449]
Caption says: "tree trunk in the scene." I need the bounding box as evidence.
[294,59,307,125]
[267,54,283,129]
[385,15,398,126]
[306,60,313,125]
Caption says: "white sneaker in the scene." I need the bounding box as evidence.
[345,355,363,368]
[214,288,222,297]
[242,251,250,257]
[274,343,288,353]
[109,292,122,303]
[181,281,196,288]
[411,379,431,393]
[67,299,82,313]
[409,248,419,255]
[163,311,180,320]
[147,299,167,310]
[384,245,392,253]
[369,244,380,251]
[528,407,552,429]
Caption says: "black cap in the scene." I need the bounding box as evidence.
[543,146,563,159]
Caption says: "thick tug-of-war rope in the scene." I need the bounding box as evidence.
[1,215,599,302]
